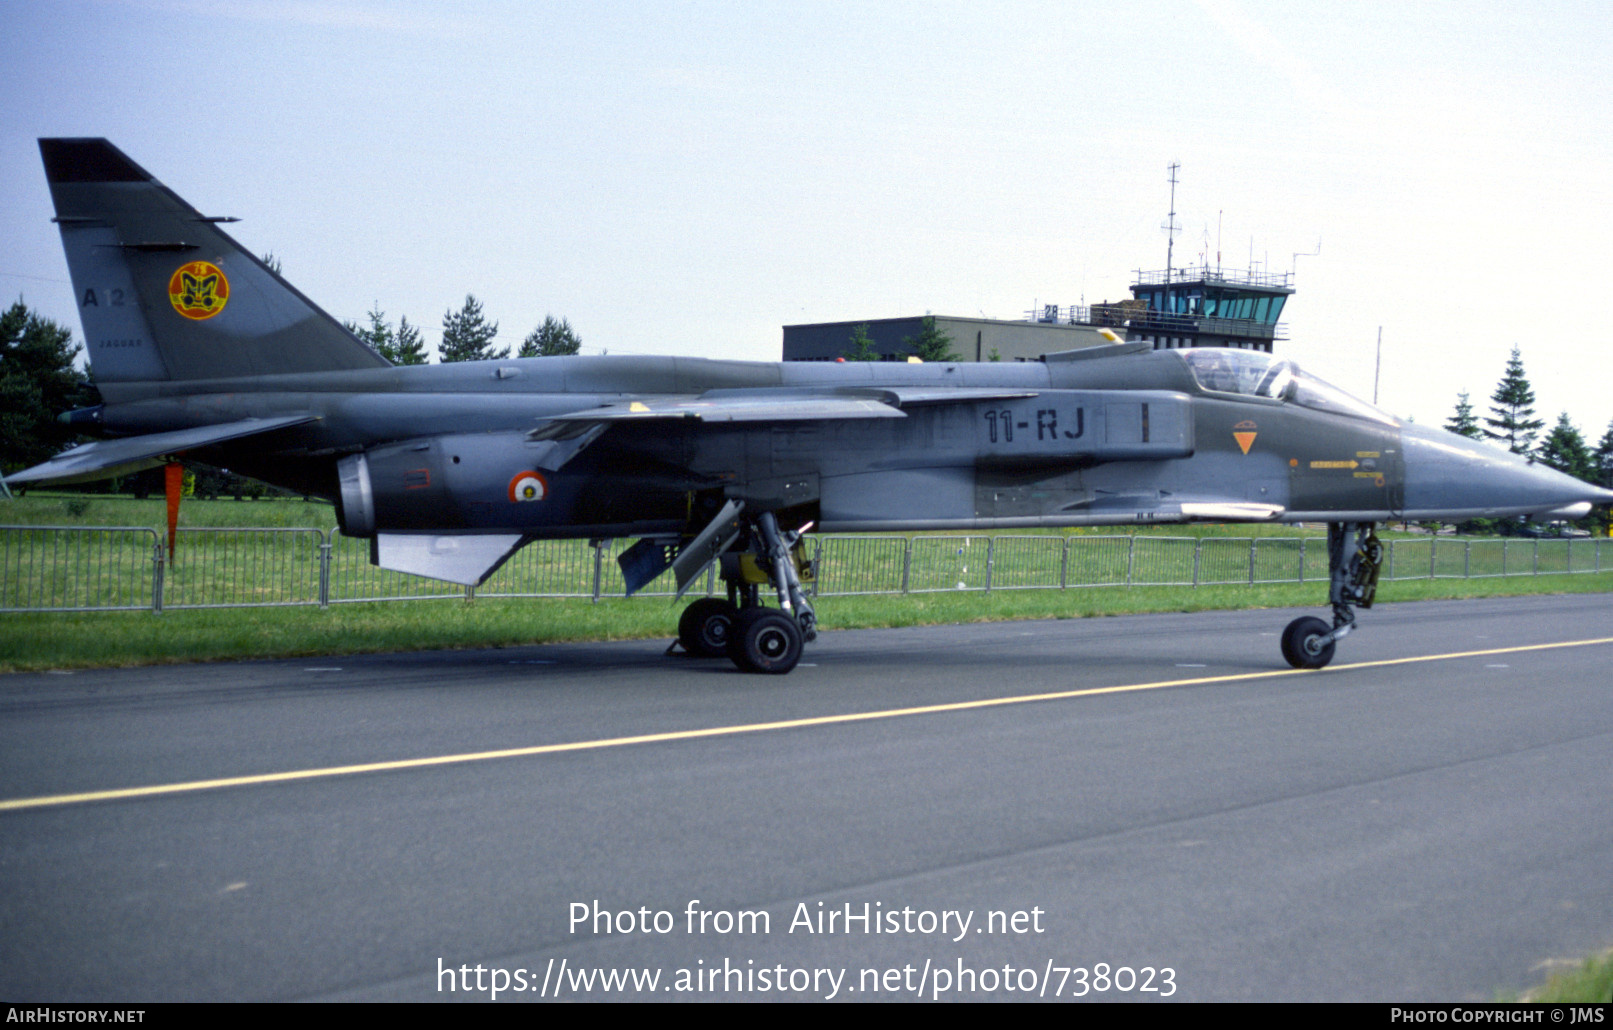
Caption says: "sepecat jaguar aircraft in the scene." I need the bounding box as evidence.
[10,138,1612,673]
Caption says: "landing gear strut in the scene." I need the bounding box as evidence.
[1281,521,1382,670]
[676,510,816,674]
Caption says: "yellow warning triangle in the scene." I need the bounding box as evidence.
[1233,431,1257,455]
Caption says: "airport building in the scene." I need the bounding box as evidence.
[782,264,1293,361]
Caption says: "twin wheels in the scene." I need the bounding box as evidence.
[678,598,803,674]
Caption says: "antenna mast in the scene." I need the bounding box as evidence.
[1164,162,1180,317]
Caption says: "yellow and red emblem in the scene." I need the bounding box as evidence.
[1233,420,1258,455]
[508,470,548,503]
[168,261,229,320]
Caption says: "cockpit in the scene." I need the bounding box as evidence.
[1175,348,1397,426]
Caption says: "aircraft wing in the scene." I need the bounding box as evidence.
[3,415,320,487]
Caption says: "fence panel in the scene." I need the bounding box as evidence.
[1502,539,1533,577]
[1301,536,1329,582]
[906,536,992,592]
[1132,537,1198,586]
[1534,539,1570,575]
[1567,538,1599,574]
[163,527,325,608]
[989,536,1066,590]
[479,538,600,598]
[1386,539,1432,581]
[1065,535,1134,587]
[1433,538,1468,578]
[0,525,159,612]
[326,528,465,602]
[816,536,908,596]
[1467,539,1506,577]
[1248,537,1302,584]
[1197,538,1254,585]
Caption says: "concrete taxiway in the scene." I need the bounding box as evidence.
[2,593,1611,1001]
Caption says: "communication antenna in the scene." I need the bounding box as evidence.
[1161,162,1181,313]
[1373,326,1382,405]
[1291,238,1322,278]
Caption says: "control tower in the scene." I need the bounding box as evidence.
[1113,264,1294,353]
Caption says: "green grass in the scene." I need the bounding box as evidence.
[1501,947,1613,1003]
[1,491,337,529]
[3,570,1609,673]
[1528,949,1613,1003]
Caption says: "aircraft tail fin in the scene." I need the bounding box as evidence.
[39,138,389,383]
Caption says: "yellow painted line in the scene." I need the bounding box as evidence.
[4,636,1611,814]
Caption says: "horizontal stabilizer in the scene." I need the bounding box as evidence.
[3,415,319,487]
[373,533,527,586]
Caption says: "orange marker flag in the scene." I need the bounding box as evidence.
[164,462,183,558]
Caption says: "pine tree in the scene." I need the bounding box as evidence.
[345,307,428,365]
[842,323,879,361]
[1483,346,1544,454]
[1537,412,1594,483]
[439,294,506,363]
[900,316,959,363]
[348,305,394,362]
[1444,391,1483,440]
[1593,419,1613,487]
[518,315,581,357]
[0,300,95,472]
[392,316,428,365]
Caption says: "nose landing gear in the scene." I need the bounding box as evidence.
[1281,521,1382,670]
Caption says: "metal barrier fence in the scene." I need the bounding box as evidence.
[0,526,1605,613]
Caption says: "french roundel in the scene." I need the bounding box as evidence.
[508,470,547,503]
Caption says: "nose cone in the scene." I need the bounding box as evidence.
[1400,422,1613,519]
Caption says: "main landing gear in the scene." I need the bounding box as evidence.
[676,511,816,674]
[1280,521,1383,670]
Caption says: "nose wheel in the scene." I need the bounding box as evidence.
[1280,616,1336,669]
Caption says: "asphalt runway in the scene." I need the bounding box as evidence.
[2,593,1611,1002]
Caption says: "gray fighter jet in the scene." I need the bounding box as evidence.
[10,139,1611,673]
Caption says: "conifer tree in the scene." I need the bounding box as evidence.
[1483,346,1544,454]
[346,306,428,365]
[1592,419,1613,487]
[347,305,394,362]
[843,323,879,361]
[1537,412,1594,483]
[1443,391,1483,440]
[391,316,428,365]
[0,300,95,473]
[439,294,506,362]
[900,316,959,363]
[518,315,582,357]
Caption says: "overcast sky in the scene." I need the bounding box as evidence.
[3,0,1609,438]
